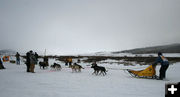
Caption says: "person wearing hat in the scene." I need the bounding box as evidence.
[152,52,169,80]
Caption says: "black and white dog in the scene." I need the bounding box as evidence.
[50,63,61,70]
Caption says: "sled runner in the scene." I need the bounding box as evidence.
[126,65,158,79]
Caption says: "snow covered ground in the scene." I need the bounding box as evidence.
[0,58,180,97]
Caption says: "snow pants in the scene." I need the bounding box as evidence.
[26,63,30,72]
[16,59,20,65]
[159,65,169,79]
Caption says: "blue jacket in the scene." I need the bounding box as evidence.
[153,55,169,66]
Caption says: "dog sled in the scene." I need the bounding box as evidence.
[2,56,10,62]
[126,65,158,79]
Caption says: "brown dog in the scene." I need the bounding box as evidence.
[39,61,48,69]
[70,63,84,72]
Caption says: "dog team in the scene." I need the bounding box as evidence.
[41,61,107,76]
[23,51,107,75]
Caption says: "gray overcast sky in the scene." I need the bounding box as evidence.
[0,0,180,55]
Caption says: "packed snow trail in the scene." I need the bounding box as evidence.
[0,59,180,97]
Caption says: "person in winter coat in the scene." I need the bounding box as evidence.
[43,56,49,66]
[152,52,169,80]
[15,52,20,65]
[29,51,37,73]
[67,58,72,67]
[34,52,39,65]
[0,57,6,69]
[65,58,68,66]
[77,59,81,63]
[25,52,30,72]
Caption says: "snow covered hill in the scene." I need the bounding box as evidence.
[0,49,16,55]
[118,43,180,54]
[0,58,180,97]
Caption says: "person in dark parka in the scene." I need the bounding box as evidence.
[15,52,20,65]
[43,56,49,66]
[152,52,169,80]
[25,52,30,72]
[34,52,39,65]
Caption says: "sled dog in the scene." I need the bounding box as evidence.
[70,63,84,72]
[91,64,107,76]
[50,63,61,70]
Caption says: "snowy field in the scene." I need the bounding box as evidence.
[0,58,180,97]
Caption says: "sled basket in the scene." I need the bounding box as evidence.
[127,65,157,79]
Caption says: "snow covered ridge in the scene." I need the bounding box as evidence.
[118,43,180,54]
[90,52,180,57]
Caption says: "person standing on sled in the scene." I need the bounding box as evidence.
[152,52,169,80]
